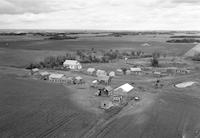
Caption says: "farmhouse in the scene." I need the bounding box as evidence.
[63,60,82,70]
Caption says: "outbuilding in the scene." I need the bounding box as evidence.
[109,71,115,77]
[87,68,96,75]
[49,73,66,83]
[130,67,142,75]
[97,75,111,85]
[96,86,113,96]
[114,83,134,95]
[96,69,107,77]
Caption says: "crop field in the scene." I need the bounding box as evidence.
[0,77,97,138]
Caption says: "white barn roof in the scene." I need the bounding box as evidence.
[63,60,80,65]
[49,73,64,79]
[130,67,142,72]
[115,83,134,93]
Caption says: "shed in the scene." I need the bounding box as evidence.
[96,70,107,77]
[126,70,131,75]
[97,75,111,85]
[109,71,115,77]
[96,86,113,96]
[31,68,39,75]
[116,69,123,75]
[74,76,84,84]
[87,68,96,75]
[39,71,50,80]
[49,73,65,83]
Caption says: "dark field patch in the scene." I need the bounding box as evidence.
[0,77,97,137]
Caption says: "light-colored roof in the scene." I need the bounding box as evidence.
[117,69,123,72]
[75,76,83,80]
[141,43,150,47]
[130,67,142,72]
[87,68,96,72]
[39,71,50,76]
[104,86,113,91]
[49,73,64,79]
[115,83,134,93]
[63,60,80,65]
[109,71,115,76]
[175,81,197,88]
[32,68,39,72]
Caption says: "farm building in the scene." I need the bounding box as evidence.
[31,68,39,75]
[96,69,107,77]
[176,68,190,74]
[141,43,151,47]
[39,71,50,80]
[112,95,123,106]
[116,69,123,75]
[109,71,115,77]
[74,76,84,84]
[126,70,131,75]
[130,67,142,75]
[87,68,96,75]
[49,73,66,83]
[114,83,134,96]
[63,60,82,70]
[97,75,111,85]
[96,86,113,96]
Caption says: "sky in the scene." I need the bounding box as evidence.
[0,0,200,30]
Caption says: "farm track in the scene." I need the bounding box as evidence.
[37,113,80,138]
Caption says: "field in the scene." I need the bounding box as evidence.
[0,32,200,138]
[0,76,97,138]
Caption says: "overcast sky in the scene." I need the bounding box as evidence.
[0,0,200,30]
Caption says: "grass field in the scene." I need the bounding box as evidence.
[0,34,195,68]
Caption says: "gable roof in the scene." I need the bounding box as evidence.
[49,73,64,79]
[115,83,134,93]
[63,60,80,65]
[130,67,142,72]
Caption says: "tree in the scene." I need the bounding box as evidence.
[151,57,159,67]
